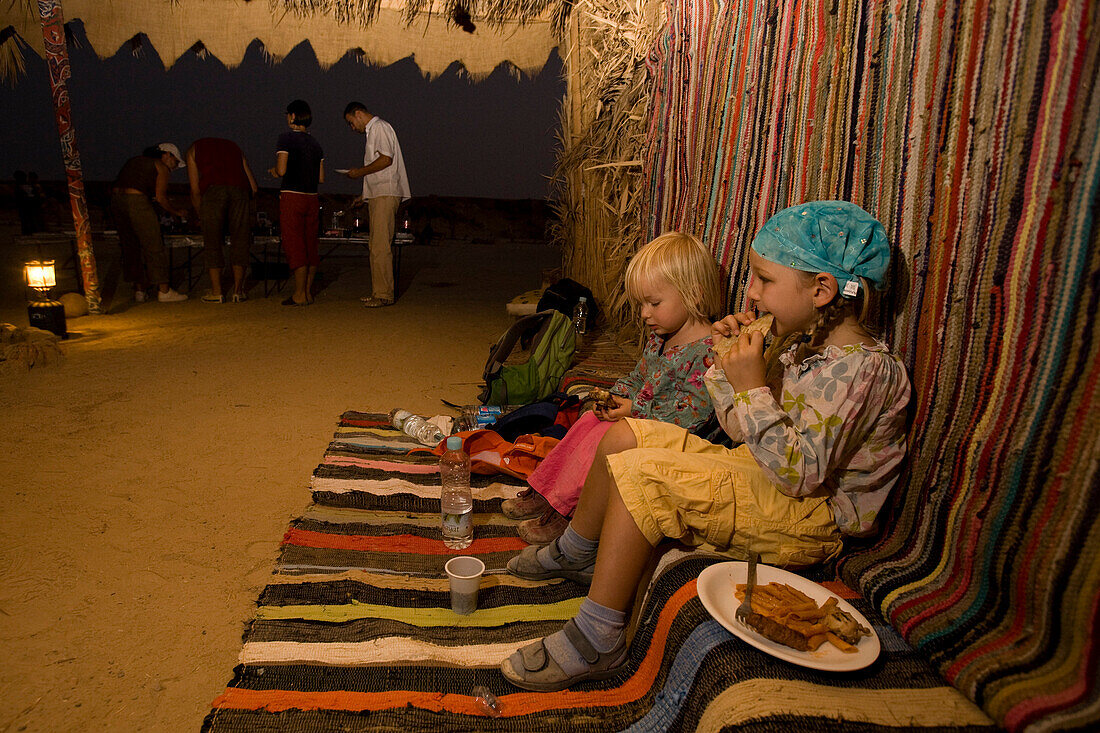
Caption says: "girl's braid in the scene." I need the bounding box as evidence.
[793,296,857,365]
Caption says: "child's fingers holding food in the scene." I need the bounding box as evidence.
[722,330,768,392]
[711,314,739,338]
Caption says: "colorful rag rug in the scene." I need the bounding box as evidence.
[204,411,996,731]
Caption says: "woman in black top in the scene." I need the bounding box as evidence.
[269,100,324,305]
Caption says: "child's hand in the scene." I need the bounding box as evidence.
[720,329,767,393]
[595,395,632,422]
[712,312,758,339]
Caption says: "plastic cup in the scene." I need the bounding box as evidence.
[444,556,485,615]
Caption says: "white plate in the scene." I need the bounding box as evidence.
[697,561,880,671]
[335,168,351,174]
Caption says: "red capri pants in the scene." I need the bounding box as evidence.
[279,191,320,270]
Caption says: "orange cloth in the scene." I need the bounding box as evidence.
[417,429,560,479]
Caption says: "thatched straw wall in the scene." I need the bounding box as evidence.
[551,0,664,342]
[0,1,559,78]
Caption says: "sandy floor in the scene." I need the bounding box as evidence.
[0,234,559,731]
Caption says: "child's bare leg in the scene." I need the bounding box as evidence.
[571,420,638,540]
[506,420,639,584]
[587,474,653,612]
[501,433,652,691]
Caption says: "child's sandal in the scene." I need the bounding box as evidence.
[500,620,628,692]
[506,542,594,584]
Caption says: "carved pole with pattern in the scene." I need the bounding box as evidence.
[36,0,101,313]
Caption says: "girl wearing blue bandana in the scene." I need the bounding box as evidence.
[501,201,912,692]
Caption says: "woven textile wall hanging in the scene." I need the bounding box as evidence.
[640,0,1099,729]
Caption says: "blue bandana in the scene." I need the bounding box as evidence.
[751,201,890,295]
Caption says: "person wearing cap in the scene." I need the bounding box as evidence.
[110,143,189,303]
[186,138,259,303]
[342,101,411,308]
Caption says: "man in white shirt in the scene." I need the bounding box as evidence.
[343,101,412,307]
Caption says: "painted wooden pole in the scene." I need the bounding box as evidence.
[36,0,101,313]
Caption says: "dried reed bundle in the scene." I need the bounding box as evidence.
[551,0,663,339]
[0,323,64,371]
[0,27,28,87]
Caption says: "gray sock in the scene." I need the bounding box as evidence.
[536,525,598,569]
[543,598,626,676]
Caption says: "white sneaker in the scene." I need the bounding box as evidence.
[157,288,188,303]
[134,288,147,303]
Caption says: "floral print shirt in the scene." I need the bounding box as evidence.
[704,342,911,536]
[612,333,716,432]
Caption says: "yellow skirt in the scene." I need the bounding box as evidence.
[606,419,842,568]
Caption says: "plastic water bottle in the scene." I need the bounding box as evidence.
[440,436,473,549]
[572,296,589,336]
[389,408,445,447]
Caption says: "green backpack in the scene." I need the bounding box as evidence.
[479,310,577,406]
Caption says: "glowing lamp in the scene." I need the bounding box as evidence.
[25,260,57,291]
[24,260,67,339]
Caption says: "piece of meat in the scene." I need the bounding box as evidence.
[822,606,871,645]
[744,611,813,651]
[585,388,618,411]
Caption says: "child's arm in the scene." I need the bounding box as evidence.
[607,334,657,413]
[704,364,746,443]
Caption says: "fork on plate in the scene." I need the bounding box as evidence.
[735,552,759,627]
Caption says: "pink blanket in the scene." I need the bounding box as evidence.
[527,411,615,516]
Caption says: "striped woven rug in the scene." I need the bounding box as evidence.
[203,411,996,731]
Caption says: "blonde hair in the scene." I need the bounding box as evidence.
[624,232,723,323]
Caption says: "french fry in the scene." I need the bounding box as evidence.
[826,632,859,653]
[804,633,829,651]
[732,581,866,653]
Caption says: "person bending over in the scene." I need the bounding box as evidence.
[110,143,189,303]
[187,137,258,303]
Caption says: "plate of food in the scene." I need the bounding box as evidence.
[697,561,880,671]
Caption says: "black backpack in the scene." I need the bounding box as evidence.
[536,278,600,325]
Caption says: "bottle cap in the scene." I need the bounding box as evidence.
[446,436,463,451]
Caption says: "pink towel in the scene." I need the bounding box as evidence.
[528,411,615,516]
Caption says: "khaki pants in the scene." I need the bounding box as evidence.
[111,192,168,286]
[367,195,399,301]
[609,419,843,568]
